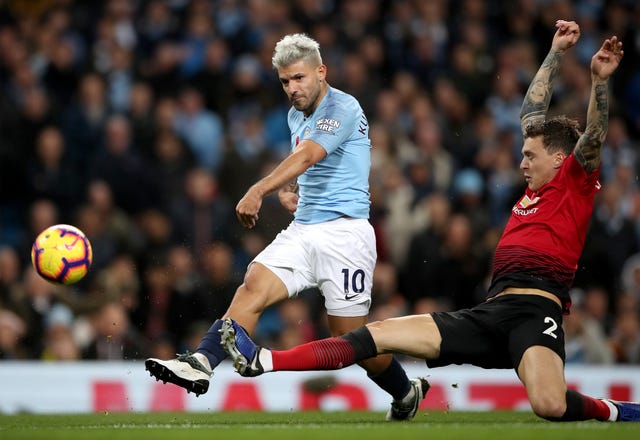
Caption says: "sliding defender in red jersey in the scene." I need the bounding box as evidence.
[221,21,640,423]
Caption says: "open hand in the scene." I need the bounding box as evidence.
[591,36,624,81]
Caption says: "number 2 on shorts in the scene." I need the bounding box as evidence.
[542,316,558,339]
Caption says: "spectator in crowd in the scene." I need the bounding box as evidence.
[136,0,180,57]
[42,35,81,110]
[10,267,75,359]
[85,179,142,257]
[369,261,409,322]
[169,167,234,255]
[73,203,118,276]
[150,130,195,211]
[564,289,615,364]
[90,114,161,214]
[173,87,225,172]
[609,297,640,364]
[451,168,490,239]
[0,308,27,359]
[270,297,318,350]
[126,81,157,159]
[485,67,524,160]
[20,199,60,265]
[59,72,111,182]
[189,38,232,115]
[485,142,522,228]
[27,126,81,213]
[41,303,81,361]
[82,298,149,360]
[15,87,56,162]
[197,241,240,319]
[579,181,639,294]
[0,246,22,309]
[401,191,452,308]
[582,285,616,335]
[135,208,174,270]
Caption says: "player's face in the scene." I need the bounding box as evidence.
[277,60,327,116]
[520,136,565,192]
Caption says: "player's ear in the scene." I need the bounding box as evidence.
[554,152,566,168]
[317,64,327,81]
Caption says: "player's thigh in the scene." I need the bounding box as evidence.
[518,345,567,413]
[226,262,290,317]
[250,222,315,299]
[367,314,442,359]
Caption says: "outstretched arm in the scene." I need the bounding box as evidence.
[520,20,581,133]
[574,36,624,173]
[236,139,326,228]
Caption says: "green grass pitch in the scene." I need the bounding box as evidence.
[1,411,638,440]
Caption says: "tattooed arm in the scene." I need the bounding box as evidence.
[574,36,624,173]
[520,20,581,134]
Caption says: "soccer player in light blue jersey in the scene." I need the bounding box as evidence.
[146,33,428,420]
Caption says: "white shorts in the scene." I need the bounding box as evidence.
[253,217,376,317]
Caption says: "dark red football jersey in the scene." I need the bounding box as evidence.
[487,153,601,312]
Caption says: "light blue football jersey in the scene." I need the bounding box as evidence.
[288,86,371,224]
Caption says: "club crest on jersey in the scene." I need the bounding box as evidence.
[513,194,540,216]
[518,195,540,208]
[304,127,311,137]
[316,117,340,134]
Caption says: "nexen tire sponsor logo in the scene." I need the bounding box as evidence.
[316,118,340,133]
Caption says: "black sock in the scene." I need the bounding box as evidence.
[340,326,378,359]
[367,356,411,401]
[544,390,610,421]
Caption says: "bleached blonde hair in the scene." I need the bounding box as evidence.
[272,33,322,69]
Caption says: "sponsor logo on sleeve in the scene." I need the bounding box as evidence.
[315,118,341,134]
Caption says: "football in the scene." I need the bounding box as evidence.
[31,224,93,285]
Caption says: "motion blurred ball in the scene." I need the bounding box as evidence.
[31,224,93,285]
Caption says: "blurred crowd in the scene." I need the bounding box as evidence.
[1,0,640,365]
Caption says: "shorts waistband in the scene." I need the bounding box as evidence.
[493,287,562,308]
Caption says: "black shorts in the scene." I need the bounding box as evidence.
[428,294,565,370]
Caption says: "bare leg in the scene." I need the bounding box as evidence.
[366,314,442,359]
[518,345,612,421]
[223,262,290,332]
[518,346,567,419]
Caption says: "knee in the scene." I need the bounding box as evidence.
[530,393,567,420]
[230,283,268,313]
